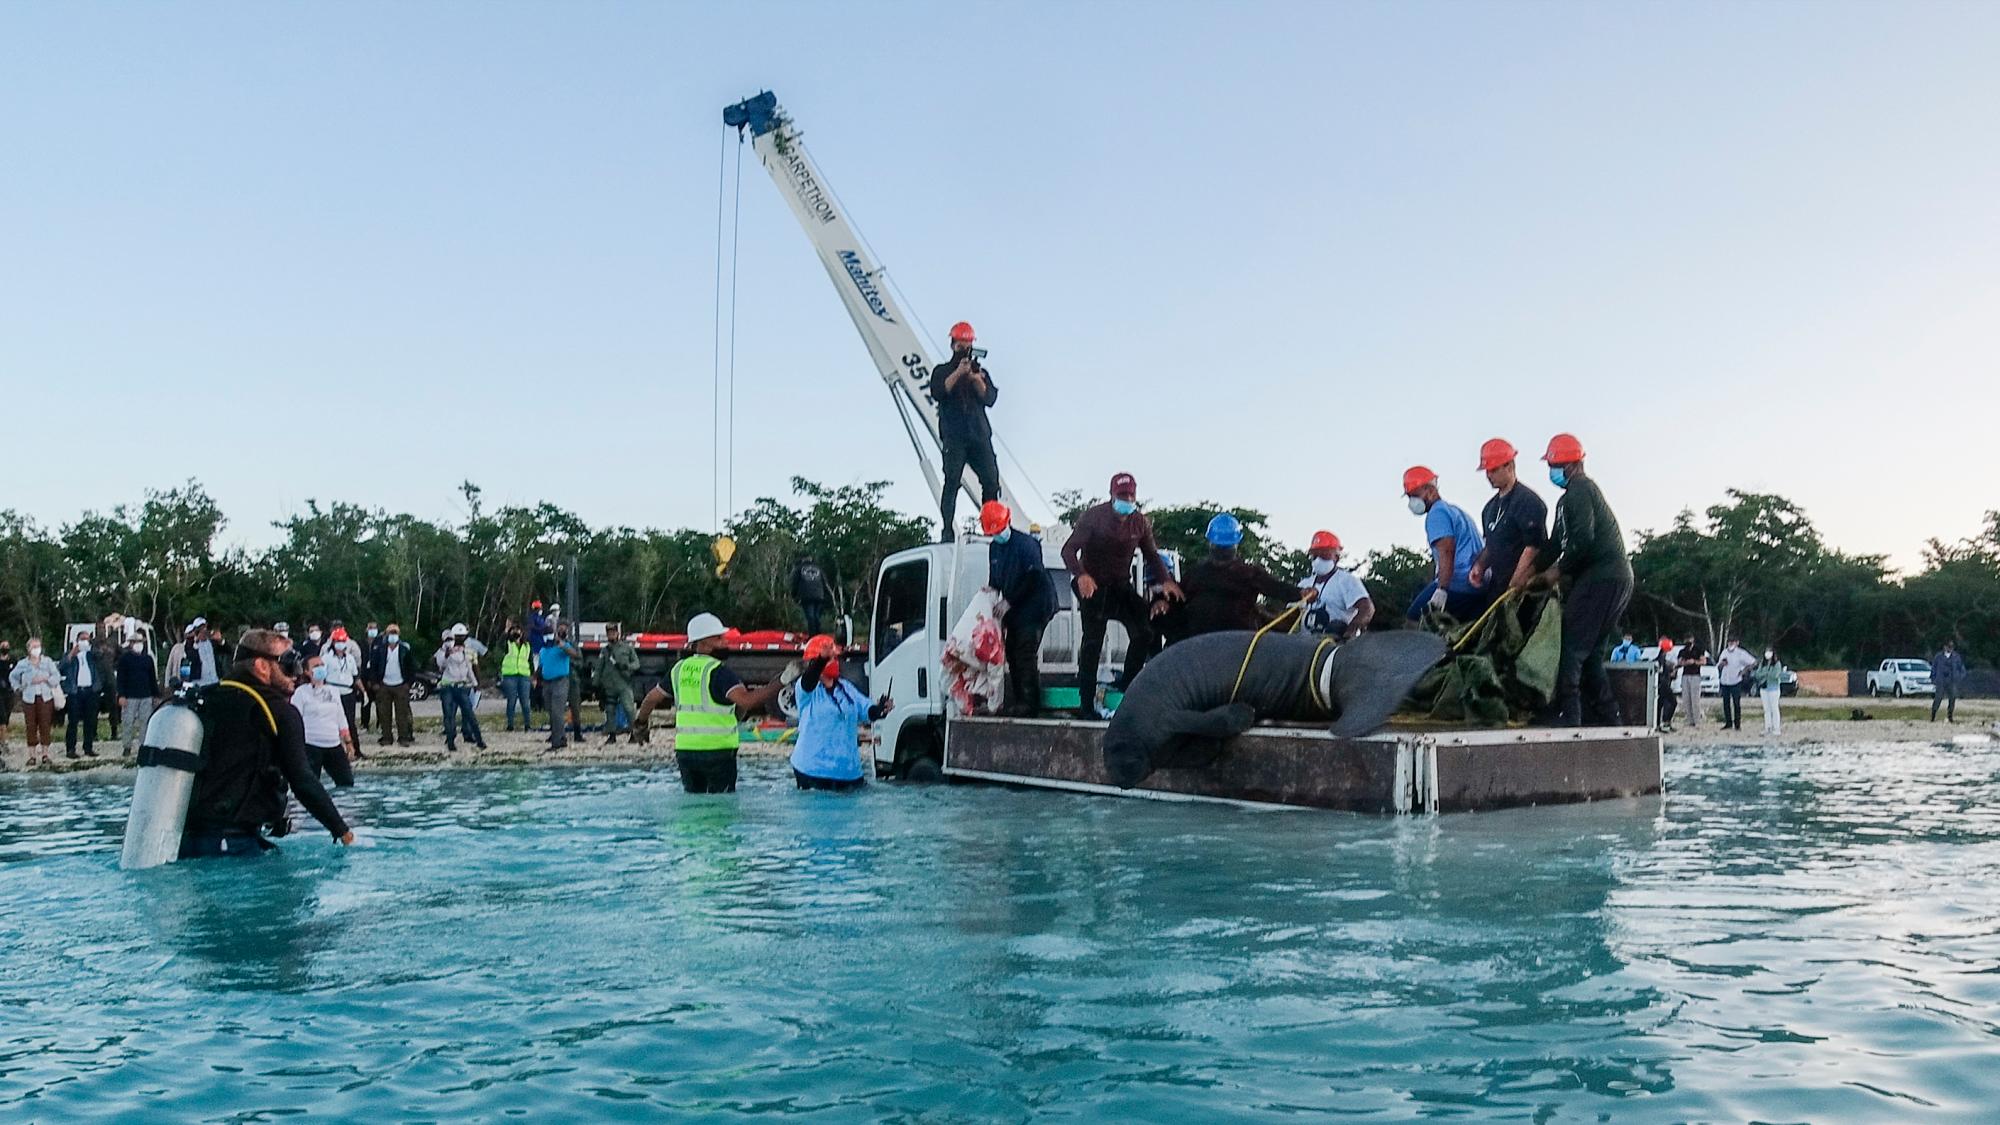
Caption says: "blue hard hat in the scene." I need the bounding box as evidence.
[1205,513,1244,547]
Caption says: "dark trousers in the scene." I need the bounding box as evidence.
[178,830,276,859]
[1553,577,1631,726]
[1077,584,1157,706]
[938,436,1001,538]
[310,743,355,788]
[358,684,375,730]
[1658,679,1678,727]
[1932,685,1959,721]
[65,688,101,752]
[1004,616,1047,712]
[102,690,121,738]
[374,683,414,744]
[337,689,360,745]
[801,601,826,636]
[795,769,864,791]
[677,750,739,793]
[1719,683,1744,728]
[544,676,581,747]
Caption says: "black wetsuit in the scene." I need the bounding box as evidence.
[182,678,349,857]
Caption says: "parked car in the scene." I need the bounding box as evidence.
[1866,659,1934,697]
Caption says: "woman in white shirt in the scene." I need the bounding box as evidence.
[291,655,357,788]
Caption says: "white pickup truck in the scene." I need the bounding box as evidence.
[1866,659,1934,697]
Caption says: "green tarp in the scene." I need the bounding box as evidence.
[1404,592,1563,725]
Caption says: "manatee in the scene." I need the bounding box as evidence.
[1102,630,1447,789]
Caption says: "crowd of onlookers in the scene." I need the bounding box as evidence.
[0,600,641,768]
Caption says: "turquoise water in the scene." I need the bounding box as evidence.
[3,744,1998,1122]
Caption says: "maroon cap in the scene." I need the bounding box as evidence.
[1109,472,1137,498]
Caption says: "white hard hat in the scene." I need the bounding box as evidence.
[452,623,468,637]
[686,612,728,644]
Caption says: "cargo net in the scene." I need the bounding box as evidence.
[1402,590,1562,725]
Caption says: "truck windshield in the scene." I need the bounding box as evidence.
[874,560,929,664]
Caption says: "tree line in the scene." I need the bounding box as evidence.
[0,481,1988,668]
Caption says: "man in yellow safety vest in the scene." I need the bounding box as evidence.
[634,612,783,792]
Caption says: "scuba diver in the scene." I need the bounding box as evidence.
[181,628,354,858]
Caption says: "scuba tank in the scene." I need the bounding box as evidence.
[118,699,207,870]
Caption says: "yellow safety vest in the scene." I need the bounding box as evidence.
[672,654,739,752]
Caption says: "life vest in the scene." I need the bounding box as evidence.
[672,654,739,753]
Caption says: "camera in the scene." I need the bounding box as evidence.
[968,347,988,360]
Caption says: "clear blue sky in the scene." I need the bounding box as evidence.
[4,2,1995,571]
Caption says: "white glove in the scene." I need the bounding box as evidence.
[778,660,802,687]
[1427,587,1449,614]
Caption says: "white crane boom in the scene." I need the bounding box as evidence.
[723,91,1020,529]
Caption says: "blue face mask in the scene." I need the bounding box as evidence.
[993,529,1011,544]
[1112,499,1137,517]
[1549,467,1569,489]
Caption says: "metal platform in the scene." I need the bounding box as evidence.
[944,718,1661,814]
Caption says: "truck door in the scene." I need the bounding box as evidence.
[871,556,935,745]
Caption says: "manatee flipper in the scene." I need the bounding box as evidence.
[1324,631,1449,738]
[1105,702,1257,788]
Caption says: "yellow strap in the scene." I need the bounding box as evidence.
[1447,587,1523,655]
[1228,603,1304,704]
[1306,637,1339,712]
[218,679,279,736]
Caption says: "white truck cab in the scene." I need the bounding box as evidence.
[1866,659,1934,697]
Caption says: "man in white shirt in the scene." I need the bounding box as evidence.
[367,624,418,746]
[292,655,356,787]
[1296,531,1374,640]
[1714,637,1759,732]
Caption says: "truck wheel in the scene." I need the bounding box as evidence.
[777,681,800,722]
[1894,683,1905,698]
[904,756,944,783]
[896,725,943,782]
[1869,683,1879,697]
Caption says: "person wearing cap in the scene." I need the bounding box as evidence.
[982,500,1057,716]
[433,624,489,752]
[1060,473,1183,717]
[1401,467,1486,622]
[633,613,784,792]
[535,624,583,750]
[928,321,1001,541]
[321,626,365,755]
[526,600,551,655]
[1170,513,1299,641]
[788,634,892,791]
[1527,433,1634,726]
[1468,438,1550,609]
[593,623,641,744]
[1297,532,1374,639]
[1655,637,1679,731]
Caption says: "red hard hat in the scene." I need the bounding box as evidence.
[803,634,839,661]
[1542,433,1586,464]
[1402,466,1438,496]
[531,600,543,609]
[1658,636,1675,650]
[1477,438,1518,472]
[949,321,976,343]
[979,500,1012,536]
[1309,530,1341,552]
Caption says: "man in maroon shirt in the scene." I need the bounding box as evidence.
[1060,472,1185,718]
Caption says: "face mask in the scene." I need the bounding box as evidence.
[367,628,379,639]
[311,665,328,683]
[1764,651,1773,660]
[1112,499,1137,517]
[1549,467,1569,489]
[1407,496,1427,516]
[509,632,522,641]
[386,633,399,643]
[821,659,841,685]
[1311,557,1338,577]
[29,646,43,658]
[79,641,91,653]
[308,630,321,642]
[993,528,1011,544]
[130,642,145,653]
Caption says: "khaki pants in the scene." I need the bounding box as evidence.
[1680,675,1704,726]
[121,698,157,755]
[373,682,414,744]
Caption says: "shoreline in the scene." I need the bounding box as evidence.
[4,700,1993,778]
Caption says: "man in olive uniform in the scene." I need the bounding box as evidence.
[594,623,642,745]
[1529,433,1634,727]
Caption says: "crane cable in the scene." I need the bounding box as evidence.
[712,126,745,542]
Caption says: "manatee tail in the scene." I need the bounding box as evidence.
[1324,631,1449,738]
[1105,702,1257,788]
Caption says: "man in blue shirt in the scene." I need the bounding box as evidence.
[535,625,582,749]
[1402,466,1487,622]
[982,501,1058,716]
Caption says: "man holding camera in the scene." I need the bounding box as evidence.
[928,320,1000,542]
